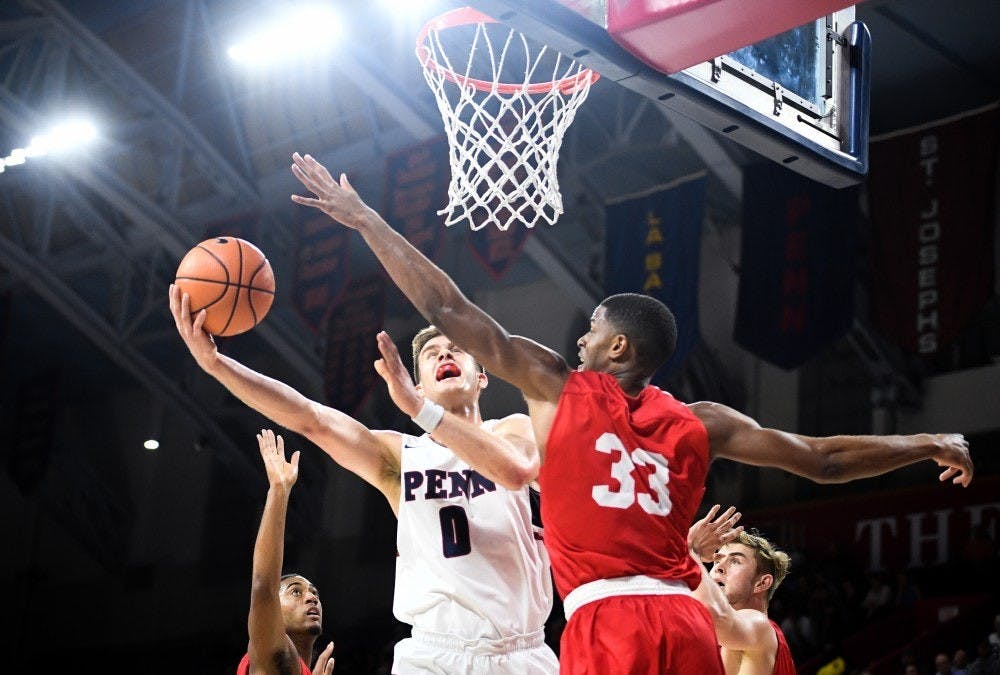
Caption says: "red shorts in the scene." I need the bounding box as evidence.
[559,594,724,675]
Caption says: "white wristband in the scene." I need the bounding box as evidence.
[411,398,445,433]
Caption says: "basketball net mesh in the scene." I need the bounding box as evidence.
[417,10,598,230]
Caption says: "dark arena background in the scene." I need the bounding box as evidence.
[0,1,998,673]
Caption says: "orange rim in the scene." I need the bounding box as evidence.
[416,6,599,95]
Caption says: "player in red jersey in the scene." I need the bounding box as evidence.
[237,429,335,675]
[689,505,797,675]
[290,152,973,674]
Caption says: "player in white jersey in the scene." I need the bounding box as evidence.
[168,288,557,674]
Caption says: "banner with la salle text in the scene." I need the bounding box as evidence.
[605,175,705,380]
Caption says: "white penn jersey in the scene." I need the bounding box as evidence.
[394,424,552,642]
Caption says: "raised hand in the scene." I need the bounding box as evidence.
[314,641,335,674]
[931,433,973,487]
[688,504,743,563]
[290,153,372,228]
[257,429,300,491]
[373,331,423,418]
[168,283,218,371]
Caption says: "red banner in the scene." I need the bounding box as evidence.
[868,105,998,357]
[745,475,1000,573]
[323,275,386,416]
[293,213,350,334]
[384,137,449,263]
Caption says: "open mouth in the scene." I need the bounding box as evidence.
[436,363,461,381]
[306,608,320,617]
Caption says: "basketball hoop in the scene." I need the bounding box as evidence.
[416,7,599,231]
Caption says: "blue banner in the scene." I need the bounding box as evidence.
[735,163,857,369]
[605,175,705,379]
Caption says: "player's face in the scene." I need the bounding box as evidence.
[709,543,763,608]
[576,305,618,373]
[416,335,486,404]
[280,576,322,636]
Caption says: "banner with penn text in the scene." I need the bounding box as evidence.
[292,213,351,334]
[735,163,858,369]
[384,136,449,263]
[867,104,998,357]
[605,175,705,379]
[323,274,386,416]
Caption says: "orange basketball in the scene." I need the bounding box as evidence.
[175,237,275,337]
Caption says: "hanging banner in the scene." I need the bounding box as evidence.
[605,175,706,379]
[467,225,530,279]
[384,136,449,263]
[324,274,386,416]
[735,163,857,369]
[292,213,350,334]
[746,475,1000,573]
[868,104,998,357]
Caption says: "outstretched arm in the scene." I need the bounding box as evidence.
[290,153,570,404]
[374,331,539,488]
[247,430,301,673]
[691,401,973,486]
[169,284,401,497]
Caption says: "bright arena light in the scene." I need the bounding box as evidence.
[228,5,341,66]
[29,119,99,156]
[0,118,98,174]
[143,439,160,451]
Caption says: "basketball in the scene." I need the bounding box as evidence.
[174,237,275,337]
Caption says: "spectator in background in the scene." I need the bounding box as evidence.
[989,614,1000,649]
[968,640,999,675]
[893,572,922,610]
[935,653,954,675]
[953,649,970,675]
[861,572,892,620]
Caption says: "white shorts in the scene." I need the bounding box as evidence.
[392,627,559,674]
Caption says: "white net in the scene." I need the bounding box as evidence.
[416,8,598,231]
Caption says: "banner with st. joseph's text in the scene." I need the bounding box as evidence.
[735,163,857,369]
[867,104,998,357]
[605,175,705,380]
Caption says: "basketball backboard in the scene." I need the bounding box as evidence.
[463,0,870,188]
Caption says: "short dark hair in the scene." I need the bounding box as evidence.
[599,293,677,378]
[410,326,485,382]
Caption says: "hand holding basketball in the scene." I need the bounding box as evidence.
[169,283,219,370]
[173,237,275,337]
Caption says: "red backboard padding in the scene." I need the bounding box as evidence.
[607,0,855,74]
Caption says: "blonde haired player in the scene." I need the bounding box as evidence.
[688,505,797,675]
